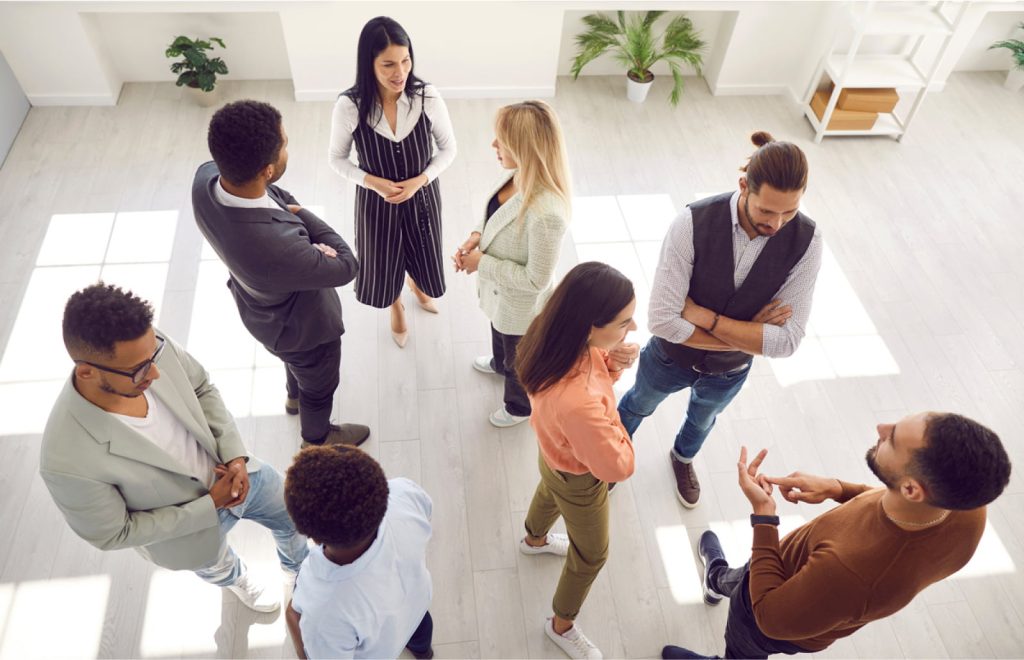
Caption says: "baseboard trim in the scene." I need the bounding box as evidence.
[28,93,119,106]
[294,86,556,102]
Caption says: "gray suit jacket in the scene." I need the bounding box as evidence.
[475,171,569,335]
[192,161,358,353]
[39,332,260,570]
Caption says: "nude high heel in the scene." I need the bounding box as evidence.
[391,301,408,348]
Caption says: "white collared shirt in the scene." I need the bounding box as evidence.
[292,478,433,660]
[213,178,280,210]
[648,191,823,358]
[328,84,457,186]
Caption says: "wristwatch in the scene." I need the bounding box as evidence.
[750,514,780,527]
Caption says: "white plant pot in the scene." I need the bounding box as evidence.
[1004,68,1024,92]
[186,85,221,107]
[626,74,654,103]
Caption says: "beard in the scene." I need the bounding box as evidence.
[99,377,144,399]
[865,446,899,489]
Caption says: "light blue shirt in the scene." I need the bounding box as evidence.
[292,478,433,659]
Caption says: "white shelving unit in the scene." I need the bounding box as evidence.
[802,1,969,142]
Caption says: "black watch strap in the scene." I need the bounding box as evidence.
[750,514,780,527]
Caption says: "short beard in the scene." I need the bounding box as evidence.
[865,446,898,490]
[99,378,144,399]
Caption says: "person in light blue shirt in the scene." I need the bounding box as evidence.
[284,445,434,660]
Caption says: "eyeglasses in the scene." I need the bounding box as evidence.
[76,336,166,385]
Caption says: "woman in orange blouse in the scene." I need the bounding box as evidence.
[513,261,640,660]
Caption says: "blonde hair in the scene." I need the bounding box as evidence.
[494,100,572,224]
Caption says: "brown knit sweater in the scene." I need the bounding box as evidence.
[749,482,986,651]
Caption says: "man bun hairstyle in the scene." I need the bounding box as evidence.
[913,413,1011,510]
[207,100,284,186]
[284,445,390,547]
[62,282,154,359]
[740,130,809,194]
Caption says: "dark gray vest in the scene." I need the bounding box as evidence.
[657,192,816,374]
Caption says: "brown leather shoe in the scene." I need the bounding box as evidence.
[285,397,299,416]
[302,423,370,449]
[670,451,700,508]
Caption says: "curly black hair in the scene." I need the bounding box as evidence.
[207,100,283,186]
[62,282,154,359]
[285,445,390,547]
[911,413,1011,510]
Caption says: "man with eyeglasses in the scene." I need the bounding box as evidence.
[39,282,308,613]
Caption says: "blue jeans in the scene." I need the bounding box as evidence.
[617,337,750,459]
[194,462,309,587]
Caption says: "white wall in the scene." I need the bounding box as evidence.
[0,49,30,168]
[556,10,725,78]
[280,2,566,100]
[86,11,291,83]
[2,0,1023,107]
[955,11,1024,71]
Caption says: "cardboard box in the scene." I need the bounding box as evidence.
[811,90,878,130]
[837,87,899,113]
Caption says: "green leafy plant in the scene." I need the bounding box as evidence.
[570,11,706,106]
[989,22,1024,71]
[165,36,228,92]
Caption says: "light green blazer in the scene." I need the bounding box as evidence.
[476,170,569,335]
[39,331,259,571]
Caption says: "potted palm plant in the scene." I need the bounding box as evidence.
[166,36,228,106]
[989,22,1024,92]
[570,11,706,105]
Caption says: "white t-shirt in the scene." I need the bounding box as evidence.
[292,478,433,659]
[112,391,218,488]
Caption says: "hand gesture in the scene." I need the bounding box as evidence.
[765,472,842,504]
[460,248,483,274]
[607,341,640,371]
[752,299,792,327]
[365,174,402,200]
[286,204,303,214]
[210,459,249,509]
[313,243,338,259]
[453,233,481,272]
[738,446,776,516]
[385,175,427,204]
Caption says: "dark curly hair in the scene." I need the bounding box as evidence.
[911,413,1011,510]
[63,282,154,359]
[207,100,283,186]
[285,445,390,547]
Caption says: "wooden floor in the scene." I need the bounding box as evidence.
[0,73,1022,659]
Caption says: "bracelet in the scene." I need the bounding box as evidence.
[708,313,721,334]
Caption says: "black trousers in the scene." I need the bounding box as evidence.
[270,338,341,443]
[406,610,433,655]
[490,325,531,417]
[708,561,807,659]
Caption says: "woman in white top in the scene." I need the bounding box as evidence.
[453,101,571,427]
[329,16,457,348]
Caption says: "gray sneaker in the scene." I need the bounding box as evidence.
[302,423,370,448]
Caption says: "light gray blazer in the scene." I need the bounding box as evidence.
[476,171,569,335]
[39,331,259,571]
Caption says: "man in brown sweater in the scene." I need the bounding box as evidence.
[662,411,1011,659]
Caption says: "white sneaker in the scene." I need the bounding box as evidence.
[226,573,281,613]
[473,355,497,374]
[489,407,529,428]
[545,618,602,659]
[519,533,569,556]
[283,567,298,599]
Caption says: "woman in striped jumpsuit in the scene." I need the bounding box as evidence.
[329,16,457,347]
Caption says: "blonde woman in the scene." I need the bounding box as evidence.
[453,100,571,427]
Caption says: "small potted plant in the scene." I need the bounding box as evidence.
[989,21,1024,92]
[166,36,228,106]
[570,11,705,105]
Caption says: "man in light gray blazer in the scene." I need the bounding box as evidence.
[40,283,308,612]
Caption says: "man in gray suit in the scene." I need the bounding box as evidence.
[40,283,308,612]
[193,99,368,448]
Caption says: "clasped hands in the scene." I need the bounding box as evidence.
[209,457,250,509]
[365,174,428,205]
[737,446,844,516]
[451,232,482,274]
